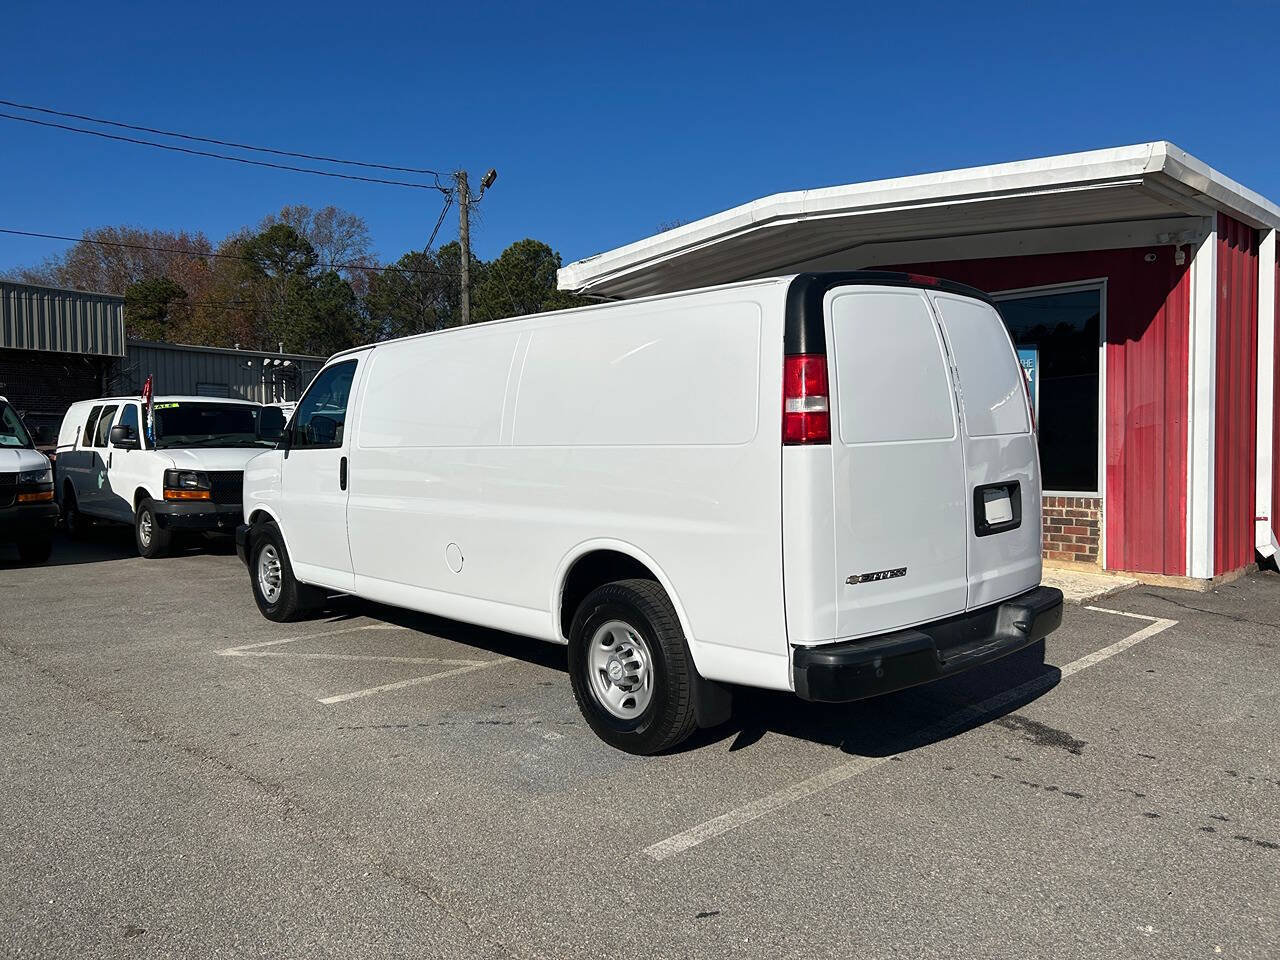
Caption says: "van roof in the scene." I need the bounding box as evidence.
[327,270,993,362]
[68,395,263,407]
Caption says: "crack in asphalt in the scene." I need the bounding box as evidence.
[1140,592,1280,632]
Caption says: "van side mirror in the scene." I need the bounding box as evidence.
[110,423,139,448]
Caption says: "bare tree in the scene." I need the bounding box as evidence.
[5,226,214,298]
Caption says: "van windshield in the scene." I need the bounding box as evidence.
[0,401,34,449]
[153,402,281,449]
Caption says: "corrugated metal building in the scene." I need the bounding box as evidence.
[119,340,325,404]
[1,280,125,443]
[0,280,324,445]
[557,141,1280,585]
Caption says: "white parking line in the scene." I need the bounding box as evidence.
[317,658,515,704]
[216,623,400,655]
[642,608,1178,861]
[223,651,485,667]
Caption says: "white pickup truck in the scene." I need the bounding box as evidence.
[55,395,285,558]
[0,395,57,563]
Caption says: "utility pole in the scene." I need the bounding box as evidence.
[456,170,471,325]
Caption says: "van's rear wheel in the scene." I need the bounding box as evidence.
[135,498,172,559]
[249,523,323,622]
[62,488,88,540]
[568,579,697,755]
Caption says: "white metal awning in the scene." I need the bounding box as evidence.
[558,142,1280,299]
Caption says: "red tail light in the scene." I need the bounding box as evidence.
[783,354,830,445]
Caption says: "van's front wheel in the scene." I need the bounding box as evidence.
[568,579,697,755]
[248,523,323,622]
[135,499,172,559]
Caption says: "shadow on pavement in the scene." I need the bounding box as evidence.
[0,526,239,569]
[301,592,1060,757]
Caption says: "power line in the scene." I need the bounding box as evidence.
[0,227,460,280]
[0,111,450,192]
[0,98,448,181]
[425,193,453,251]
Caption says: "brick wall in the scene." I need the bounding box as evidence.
[1042,495,1102,564]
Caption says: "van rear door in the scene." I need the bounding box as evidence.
[825,286,969,638]
[928,292,1042,608]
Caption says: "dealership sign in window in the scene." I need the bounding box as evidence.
[997,289,1100,494]
[1017,345,1039,424]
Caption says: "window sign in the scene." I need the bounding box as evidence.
[1017,345,1040,424]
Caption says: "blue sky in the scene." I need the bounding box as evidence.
[1,0,1278,276]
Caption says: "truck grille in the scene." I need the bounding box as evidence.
[206,471,244,507]
[0,472,14,509]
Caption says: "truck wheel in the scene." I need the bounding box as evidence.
[62,488,88,540]
[568,578,698,755]
[17,535,53,564]
[135,498,172,559]
[249,523,323,622]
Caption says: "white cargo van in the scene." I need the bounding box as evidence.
[237,272,1063,753]
[0,395,57,562]
[56,396,286,558]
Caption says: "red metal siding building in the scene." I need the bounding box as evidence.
[882,248,1191,576]
[559,142,1280,584]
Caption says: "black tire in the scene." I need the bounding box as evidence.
[16,535,53,564]
[568,578,698,755]
[134,498,172,559]
[248,522,324,622]
[62,488,88,540]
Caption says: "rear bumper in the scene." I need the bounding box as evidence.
[792,586,1064,703]
[0,501,60,542]
[153,500,242,532]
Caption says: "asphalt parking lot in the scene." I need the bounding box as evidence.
[2,530,1277,959]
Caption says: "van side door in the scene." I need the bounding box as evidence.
[278,357,362,590]
[62,405,101,507]
[83,403,119,518]
[104,402,146,522]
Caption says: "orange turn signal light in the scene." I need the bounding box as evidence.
[17,490,54,503]
[164,489,211,501]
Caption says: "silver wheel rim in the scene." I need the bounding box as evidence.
[257,544,283,604]
[587,620,654,720]
[139,511,152,545]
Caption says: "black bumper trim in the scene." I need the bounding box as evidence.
[152,500,242,532]
[235,523,251,565]
[793,586,1064,703]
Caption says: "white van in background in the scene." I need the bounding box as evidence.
[237,272,1063,754]
[0,395,57,563]
[55,396,286,558]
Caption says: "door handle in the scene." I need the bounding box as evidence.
[339,456,347,491]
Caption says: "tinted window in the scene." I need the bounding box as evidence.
[82,405,102,448]
[117,404,141,445]
[996,288,1100,492]
[0,401,34,449]
[153,403,277,449]
[94,405,119,448]
[291,361,357,449]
